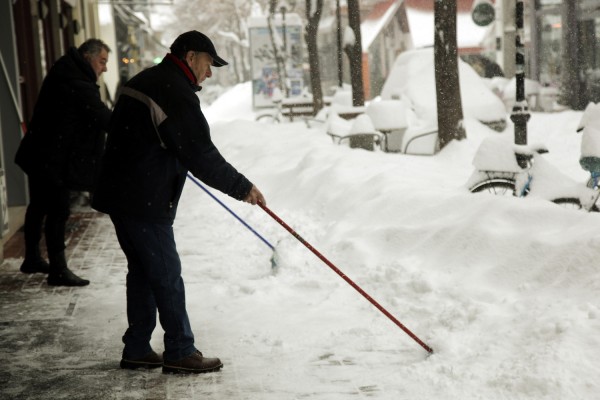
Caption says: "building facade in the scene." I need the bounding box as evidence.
[318,0,413,100]
[479,0,600,110]
[0,0,163,260]
[532,0,600,109]
[0,0,107,258]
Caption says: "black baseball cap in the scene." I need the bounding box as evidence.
[170,30,228,67]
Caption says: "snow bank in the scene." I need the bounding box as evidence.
[168,98,600,398]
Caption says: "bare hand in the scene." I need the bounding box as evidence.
[243,185,266,206]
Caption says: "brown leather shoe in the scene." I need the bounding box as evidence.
[162,350,223,374]
[120,351,163,370]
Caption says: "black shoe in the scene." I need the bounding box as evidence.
[20,258,50,274]
[162,350,223,374]
[120,351,163,370]
[47,268,90,286]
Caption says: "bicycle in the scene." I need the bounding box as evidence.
[255,98,283,124]
[582,161,600,190]
[466,137,600,211]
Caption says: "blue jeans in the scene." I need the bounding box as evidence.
[110,215,196,361]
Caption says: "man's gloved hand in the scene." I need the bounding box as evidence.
[243,185,266,206]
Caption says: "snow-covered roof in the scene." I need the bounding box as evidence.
[380,47,506,123]
[361,0,402,50]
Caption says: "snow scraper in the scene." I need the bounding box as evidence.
[258,202,434,354]
[186,174,278,268]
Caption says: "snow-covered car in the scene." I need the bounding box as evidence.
[381,48,507,132]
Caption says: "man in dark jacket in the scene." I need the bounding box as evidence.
[15,38,112,286]
[92,31,266,374]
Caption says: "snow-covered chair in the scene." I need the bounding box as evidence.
[325,112,381,151]
[366,100,408,152]
[346,114,382,151]
[325,111,352,142]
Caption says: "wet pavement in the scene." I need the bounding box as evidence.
[0,210,240,400]
[0,204,404,400]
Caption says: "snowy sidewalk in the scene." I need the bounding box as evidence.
[3,108,600,399]
[0,205,410,400]
[0,210,144,399]
[0,210,242,399]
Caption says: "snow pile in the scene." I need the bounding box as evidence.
[579,102,600,159]
[326,111,352,136]
[381,48,507,124]
[349,114,378,135]
[202,81,257,123]
[470,136,523,172]
[160,86,600,398]
[365,99,408,130]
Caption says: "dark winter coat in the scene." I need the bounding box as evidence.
[91,55,253,224]
[15,47,111,191]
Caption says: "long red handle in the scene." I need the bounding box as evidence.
[258,202,433,354]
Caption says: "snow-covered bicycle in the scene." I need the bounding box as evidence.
[255,98,283,124]
[466,137,600,211]
[255,88,284,124]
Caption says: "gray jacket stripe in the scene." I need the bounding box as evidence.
[120,86,168,149]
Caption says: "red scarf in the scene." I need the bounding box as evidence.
[165,53,197,85]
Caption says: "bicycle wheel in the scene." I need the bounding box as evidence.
[469,178,516,196]
[551,197,583,210]
[551,197,600,212]
[255,113,280,124]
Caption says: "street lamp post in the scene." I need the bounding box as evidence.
[280,3,288,58]
[336,0,343,88]
[510,0,530,166]
[279,1,289,97]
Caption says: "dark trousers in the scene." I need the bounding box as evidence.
[23,174,70,259]
[109,215,196,361]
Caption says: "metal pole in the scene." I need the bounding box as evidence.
[281,8,287,62]
[186,174,274,251]
[280,5,289,97]
[510,0,530,167]
[336,0,343,87]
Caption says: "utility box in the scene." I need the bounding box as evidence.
[248,13,304,109]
